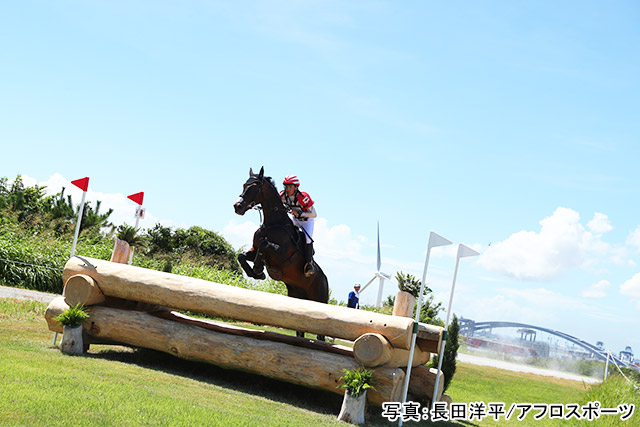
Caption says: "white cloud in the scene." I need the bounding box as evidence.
[587,212,613,235]
[580,279,611,298]
[478,207,616,281]
[221,218,260,251]
[620,273,640,301]
[627,226,640,252]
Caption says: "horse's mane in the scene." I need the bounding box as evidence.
[254,174,285,208]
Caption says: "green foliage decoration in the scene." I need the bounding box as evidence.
[116,223,148,249]
[395,271,431,298]
[53,304,90,327]
[338,367,375,397]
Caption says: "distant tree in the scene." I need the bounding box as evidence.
[80,200,113,231]
[0,175,49,221]
[45,187,113,232]
[429,314,460,392]
[46,187,75,221]
[144,223,239,272]
[146,223,173,254]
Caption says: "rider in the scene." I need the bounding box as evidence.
[280,175,317,277]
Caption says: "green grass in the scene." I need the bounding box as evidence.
[2,298,637,426]
[0,299,346,427]
[565,374,640,426]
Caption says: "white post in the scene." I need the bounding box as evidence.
[127,212,141,265]
[70,190,87,258]
[431,244,479,413]
[604,351,610,381]
[56,186,87,346]
[398,232,451,427]
[376,275,384,308]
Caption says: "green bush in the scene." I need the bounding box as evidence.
[429,314,460,392]
[145,224,239,272]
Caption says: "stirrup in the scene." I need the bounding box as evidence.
[304,262,315,277]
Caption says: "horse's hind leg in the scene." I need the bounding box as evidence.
[309,272,329,342]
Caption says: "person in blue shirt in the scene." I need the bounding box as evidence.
[347,284,361,309]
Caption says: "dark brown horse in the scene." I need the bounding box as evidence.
[233,167,329,340]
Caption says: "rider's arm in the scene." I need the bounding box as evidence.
[300,205,317,219]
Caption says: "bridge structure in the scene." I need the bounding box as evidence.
[459,318,627,366]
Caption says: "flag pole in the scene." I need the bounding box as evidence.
[54,176,89,346]
[126,192,145,265]
[431,244,479,413]
[69,178,90,257]
[398,232,451,427]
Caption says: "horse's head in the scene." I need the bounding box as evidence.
[234,167,266,215]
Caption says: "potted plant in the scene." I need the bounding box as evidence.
[393,271,429,317]
[53,304,90,355]
[337,366,375,425]
[111,224,147,264]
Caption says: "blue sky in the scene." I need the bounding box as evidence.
[2,1,639,356]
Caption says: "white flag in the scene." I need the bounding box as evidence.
[428,232,452,249]
[457,243,479,258]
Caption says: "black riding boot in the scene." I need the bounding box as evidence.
[303,242,316,277]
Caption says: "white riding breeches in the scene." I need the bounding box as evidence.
[292,217,314,244]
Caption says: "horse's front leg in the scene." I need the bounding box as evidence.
[237,248,266,280]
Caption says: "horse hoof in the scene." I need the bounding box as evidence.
[316,335,325,342]
[256,272,266,280]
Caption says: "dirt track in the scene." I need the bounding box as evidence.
[0,285,57,304]
[458,353,601,384]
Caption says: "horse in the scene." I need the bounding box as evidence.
[233,167,329,341]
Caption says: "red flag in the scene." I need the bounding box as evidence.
[71,177,89,192]
[127,192,144,205]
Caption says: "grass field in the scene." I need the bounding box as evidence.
[1,298,637,426]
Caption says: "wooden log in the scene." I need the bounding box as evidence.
[388,346,431,368]
[403,365,444,401]
[151,311,355,358]
[337,390,367,424]
[392,291,415,318]
[51,303,405,405]
[62,257,441,350]
[64,274,106,307]
[353,333,392,367]
[60,325,83,355]
[417,324,442,354]
[110,239,131,264]
[353,333,431,368]
[45,296,69,333]
[45,297,354,357]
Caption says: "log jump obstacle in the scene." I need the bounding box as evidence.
[45,256,446,405]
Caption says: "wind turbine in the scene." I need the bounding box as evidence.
[359,222,392,308]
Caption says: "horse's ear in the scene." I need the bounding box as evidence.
[249,167,254,176]
[259,167,264,178]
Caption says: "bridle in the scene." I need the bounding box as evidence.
[237,176,287,219]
